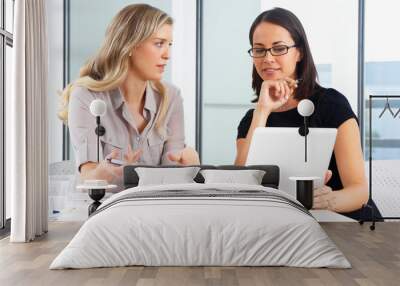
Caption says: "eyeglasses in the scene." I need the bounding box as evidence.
[248,44,297,58]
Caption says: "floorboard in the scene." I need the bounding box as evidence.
[0,222,399,286]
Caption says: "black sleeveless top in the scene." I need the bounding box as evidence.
[237,87,381,220]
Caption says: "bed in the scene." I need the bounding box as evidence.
[49,165,350,269]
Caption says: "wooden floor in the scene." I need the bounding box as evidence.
[0,222,399,286]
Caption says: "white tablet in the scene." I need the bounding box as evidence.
[246,127,337,197]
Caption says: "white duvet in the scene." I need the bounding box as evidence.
[50,183,351,269]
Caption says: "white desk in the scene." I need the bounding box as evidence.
[311,210,356,222]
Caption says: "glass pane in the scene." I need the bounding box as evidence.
[5,44,12,219]
[202,0,259,164]
[5,0,14,33]
[0,0,3,29]
[365,0,400,159]
[364,0,400,218]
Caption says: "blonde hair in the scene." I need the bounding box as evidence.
[58,4,173,133]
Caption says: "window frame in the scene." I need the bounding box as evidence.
[0,0,14,234]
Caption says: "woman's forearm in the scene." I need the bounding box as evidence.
[328,183,369,213]
[235,106,270,165]
[80,162,116,183]
[79,162,100,180]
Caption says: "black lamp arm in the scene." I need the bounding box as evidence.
[94,116,106,162]
[298,116,309,162]
[304,117,308,162]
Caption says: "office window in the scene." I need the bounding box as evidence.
[201,0,358,164]
[1,0,14,230]
[364,0,400,160]
[5,0,13,33]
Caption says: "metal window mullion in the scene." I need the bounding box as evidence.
[195,0,203,160]
[0,34,4,229]
[358,0,365,150]
[62,0,70,160]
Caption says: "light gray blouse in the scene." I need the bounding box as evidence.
[68,81,185,171]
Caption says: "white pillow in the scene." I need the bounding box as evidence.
[136,167,201,186]
[200,169,266,185]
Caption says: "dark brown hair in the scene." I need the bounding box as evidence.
[249,7,319,102]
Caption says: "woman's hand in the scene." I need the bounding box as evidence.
[123,145,142,164]
[167,146,200,165]
[257,78,298,113]
[313,170,337,210]
[81,150,124,183]
[81,147,142,184]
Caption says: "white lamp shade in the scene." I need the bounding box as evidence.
[297,99,315,117]
[89,99,107,117]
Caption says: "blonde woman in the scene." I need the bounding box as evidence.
[59,4,199,184]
